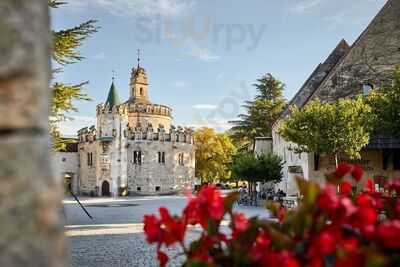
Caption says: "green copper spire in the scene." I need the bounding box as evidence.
[105,80,121,108]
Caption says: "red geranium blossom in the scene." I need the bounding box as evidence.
[334,162,352,178]
[157,250,168,267]
[143,169,400,267]
[350,165,363,182]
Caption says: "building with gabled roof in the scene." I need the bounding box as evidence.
[272,0,400,195]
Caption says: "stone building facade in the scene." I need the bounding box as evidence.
[59,63,195,196]
[272,0,400,196]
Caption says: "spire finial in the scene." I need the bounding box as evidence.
[112,70,116,82]
[137,49,141,68]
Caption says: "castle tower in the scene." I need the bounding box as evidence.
[129,51,150,103]
[105,80,121,108]
[97,80,125,139]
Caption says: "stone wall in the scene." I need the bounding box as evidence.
[127,141,195,194]
[78,141,98,194]
[128,112,172,131]
[0,1,66,266]
[54,152,79,194]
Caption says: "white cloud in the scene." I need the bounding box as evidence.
[192,104,218,110]
[67,0,195,17]
[187,46,220,62]
[185,118,232,132]
[58,116,96,136]
[290,0,322,14]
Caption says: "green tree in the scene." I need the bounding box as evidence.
[279,98,374,167]
[50,0,98,150]
[368,67,400,138]
[230,73,287,148]
[231,152,284,204]
[194,128,237,183]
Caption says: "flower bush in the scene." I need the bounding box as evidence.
[143,163,400,267]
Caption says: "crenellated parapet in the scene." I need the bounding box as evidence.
[125,124,194,144]
[96,103,128,116]
[77,125,97,143]
[126,102,172,117]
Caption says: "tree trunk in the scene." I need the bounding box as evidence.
[0,1,66,266]
[334,153,339,168]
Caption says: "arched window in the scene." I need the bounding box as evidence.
[140,87,143,96]
[362,83,373,96]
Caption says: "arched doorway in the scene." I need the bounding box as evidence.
[64,173,72,195]
[101,181,111,196]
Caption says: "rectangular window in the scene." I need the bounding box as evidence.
[133,151,142,165]
[158,152,166,164]
[178,153,185,166]
[87,152,93,166]
[155,186,161,192]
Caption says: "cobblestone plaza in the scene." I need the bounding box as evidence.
[64,195,270,267]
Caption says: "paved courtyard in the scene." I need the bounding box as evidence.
[64,194,270,267]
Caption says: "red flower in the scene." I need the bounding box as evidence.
[340,197,358,218]
[200,186,225,220]
[358,207,377,225]
[340,181,353,196]
[262,251,299,267]
[396,199,400,215]
[233,213,249,234]
[355,193,376,209]
[365,179,375,192]
[250,232,271,261]
[350,165,363,182]
[143,215,161,244]
[317,184,340,213]
[334,163,352,178]
[157,250,168,267]
[341,238,359,253]
[159,207,186,245]
[143,207,186,247]
[183,186,225,228]
[376,220,400,248]
[317,231,336,255]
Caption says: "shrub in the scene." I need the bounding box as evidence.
[143,164,400,267]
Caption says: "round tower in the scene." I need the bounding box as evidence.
[125,62,172,131]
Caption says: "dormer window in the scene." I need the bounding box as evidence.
[362,83,374,96]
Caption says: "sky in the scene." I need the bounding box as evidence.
[53,0,387,136]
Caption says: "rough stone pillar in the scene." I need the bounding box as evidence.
[0,1,66,267]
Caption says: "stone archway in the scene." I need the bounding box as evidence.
[63,173,72,195]
[101,181,111,196]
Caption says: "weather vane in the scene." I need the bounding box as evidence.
[112,70,116,82]
[137,49,141,68]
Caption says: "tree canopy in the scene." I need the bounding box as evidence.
[231,152,284,184]
[230,73,286,149]
[50,0,98,150]
[194,128,237,183]
[368,67,400,138]
[279,98,374,166]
